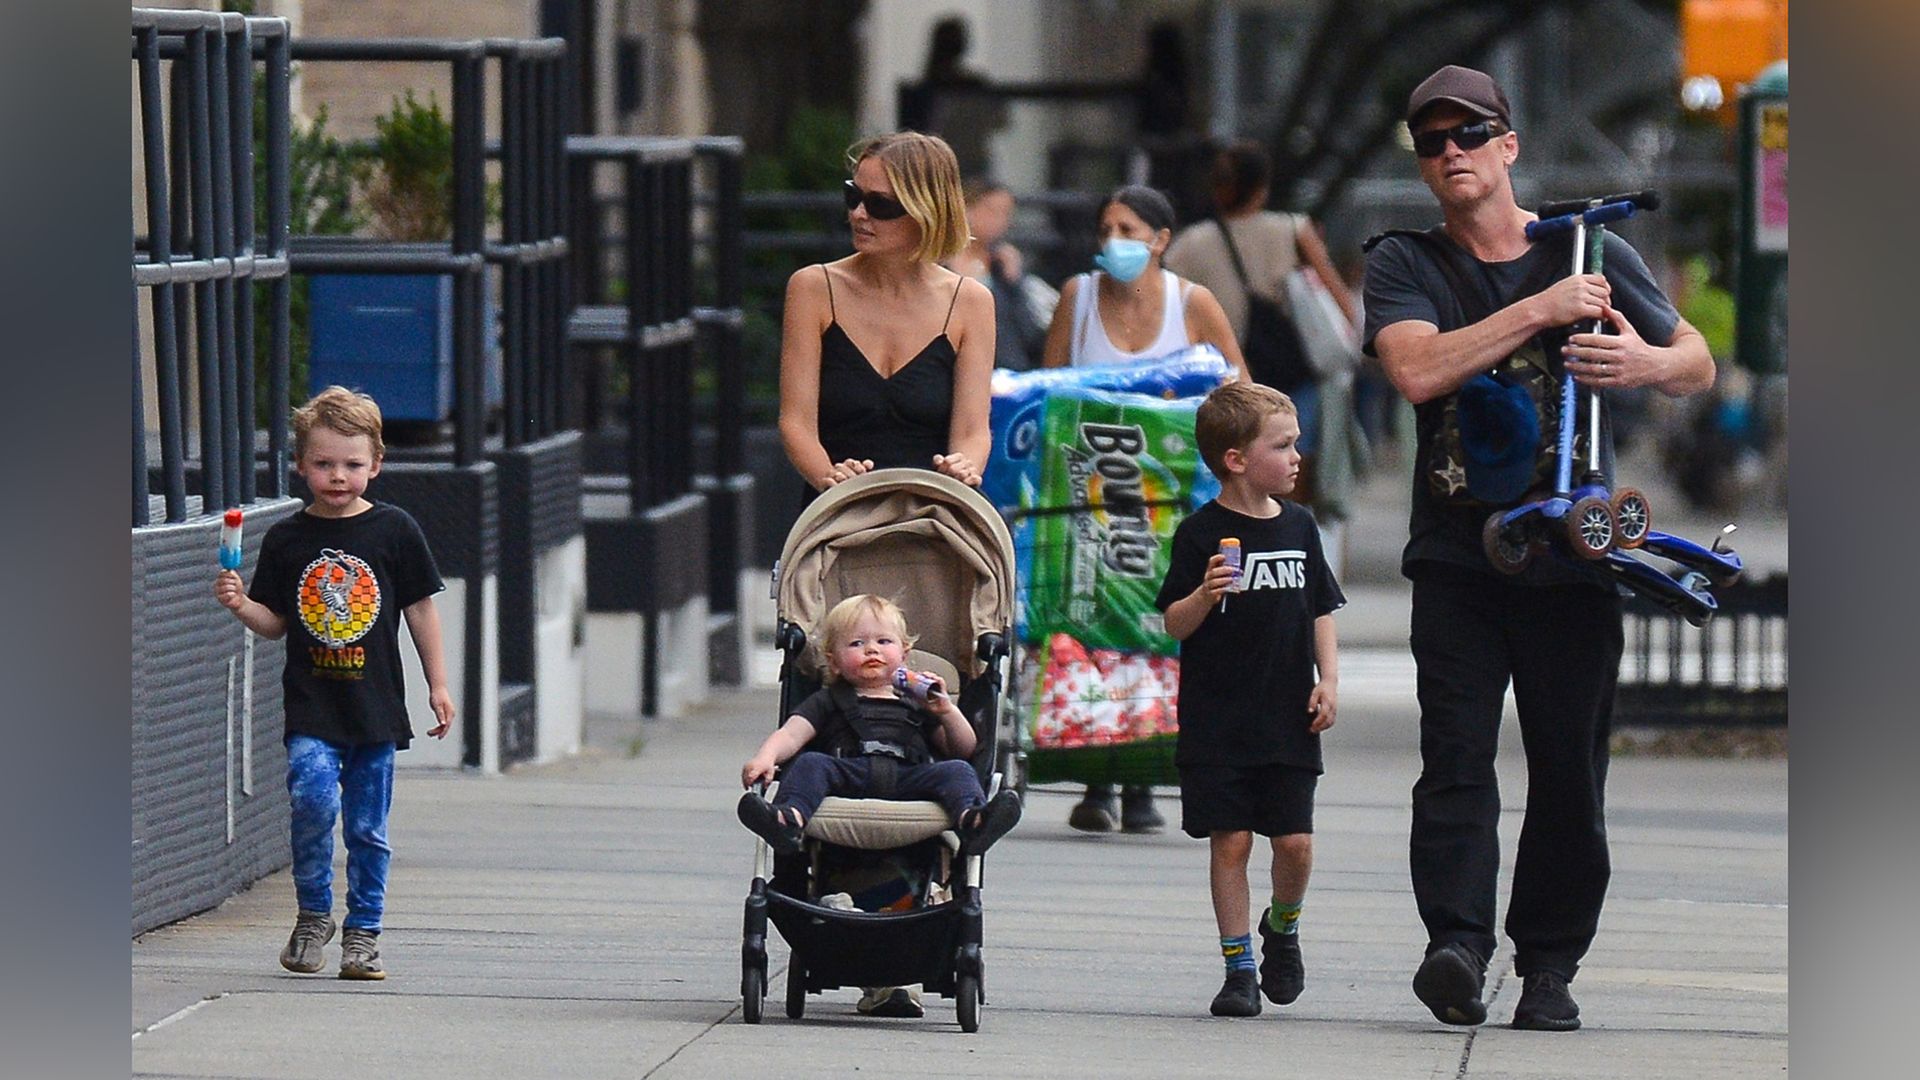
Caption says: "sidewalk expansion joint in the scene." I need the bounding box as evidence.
[1454,959,1512,1078]
[132,992,229,1040]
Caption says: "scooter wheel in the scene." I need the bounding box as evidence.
[1565,496,1615,558]
[1482,514,1535,575]
[1611,488,1651,549]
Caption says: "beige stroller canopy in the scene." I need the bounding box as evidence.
[776,469,1015,680]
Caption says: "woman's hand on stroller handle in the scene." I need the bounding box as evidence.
[934,452,982,487]
[818,458,876,490]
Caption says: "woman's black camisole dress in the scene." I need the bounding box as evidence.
[804,265,963,506]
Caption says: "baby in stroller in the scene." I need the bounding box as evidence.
[738,594,1023,857]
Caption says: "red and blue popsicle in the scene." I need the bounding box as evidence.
[219,509,244,570]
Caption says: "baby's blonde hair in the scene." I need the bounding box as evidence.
[818,594,916,684]
[292,385,385,461]
[846,131,970,264]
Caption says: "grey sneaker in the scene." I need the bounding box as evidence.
[278,911,336,974]
[338,927,385,981]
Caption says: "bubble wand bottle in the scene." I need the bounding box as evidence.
[1218,537,1242,612]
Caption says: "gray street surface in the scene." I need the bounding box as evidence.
[133,450,1788,1078]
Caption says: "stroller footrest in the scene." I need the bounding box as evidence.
[806,797,954,850]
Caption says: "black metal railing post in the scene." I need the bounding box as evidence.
[263,26,290,494]
[136,10,291,525]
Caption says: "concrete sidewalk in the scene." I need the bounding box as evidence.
[133,677,1786,1078]
[133,447,1787,1077]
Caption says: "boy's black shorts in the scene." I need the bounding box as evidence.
[1177,762,1318,839]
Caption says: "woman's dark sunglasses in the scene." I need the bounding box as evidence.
[843,180,909,221]
[1412,120,1505,158]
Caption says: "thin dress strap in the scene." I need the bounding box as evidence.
[941,274,964,332]
[820,264,836,320]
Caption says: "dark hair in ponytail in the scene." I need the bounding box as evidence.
[1100,184,1177,233]
[1210,139,1272,213]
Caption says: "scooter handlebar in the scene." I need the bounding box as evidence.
[1525,199,1642,241]
[1536,190,1661,219]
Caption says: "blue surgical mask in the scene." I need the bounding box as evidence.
[1094,237,1152,283]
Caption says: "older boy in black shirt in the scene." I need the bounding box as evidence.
[1154,382,1345,1017]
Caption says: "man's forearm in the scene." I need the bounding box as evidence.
[1651,324,1716,398]
[1379,296,1547,404]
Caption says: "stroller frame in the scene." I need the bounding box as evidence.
[1481,190,1745,626]
[741,469,1017,1033]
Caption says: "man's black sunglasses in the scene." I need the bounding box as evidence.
[1412,120,1506,158]
[843,180,909,221]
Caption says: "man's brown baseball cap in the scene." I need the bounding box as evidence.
[1406,65,1511,127]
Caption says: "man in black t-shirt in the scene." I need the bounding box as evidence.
[1362,66,1715,1032]
[1154,382,1345,1018]
[215,387,454,982]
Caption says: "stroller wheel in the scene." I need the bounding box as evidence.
[1565,496,1615,559]
[1482,514,1535,575]
[1612,488,1652,549]
[742,966,765,1024]
[785,963,807,1020]
[956,973,981,1033]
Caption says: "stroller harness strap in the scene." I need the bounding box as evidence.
[826,685,937,789]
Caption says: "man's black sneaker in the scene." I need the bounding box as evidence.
[1120,785,1166,834]
[1412,942,1488,1026]
[1258,923,1304,1005]
[959,789,1023,853]
[1210,968,1263,1017]
[1068,784,1118,833]
[1511,971,1581,1031]
[737,792,804,855]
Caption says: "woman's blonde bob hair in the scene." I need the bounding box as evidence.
[846,131,970,264]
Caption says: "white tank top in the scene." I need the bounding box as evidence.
[1069,269,1193,366]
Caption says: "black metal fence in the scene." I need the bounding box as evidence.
[1616,573,1788,726]
[285,37,568,462]
[133,7,291,525]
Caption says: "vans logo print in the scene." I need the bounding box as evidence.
[1241,549,1308,591]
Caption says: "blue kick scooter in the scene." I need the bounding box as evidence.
[1480,190,1744,627]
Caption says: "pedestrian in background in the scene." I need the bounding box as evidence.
[1040,184,1249,835]
[213,386,455,982]
[948,178,1056,371]
[1164,139,1355,505]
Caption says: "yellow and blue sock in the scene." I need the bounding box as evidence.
[1267,899,1302,935]
[1221,934,1256,973]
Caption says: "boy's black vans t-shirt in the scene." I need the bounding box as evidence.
[1153,500,1345,772]
[248,502,444,749]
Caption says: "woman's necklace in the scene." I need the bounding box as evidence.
[1102,273,1161,350]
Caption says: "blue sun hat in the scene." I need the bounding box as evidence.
[1456,373,1539,503]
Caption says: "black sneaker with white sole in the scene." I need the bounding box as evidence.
[1412,942,1488,1026]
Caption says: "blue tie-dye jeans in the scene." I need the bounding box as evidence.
[286,735,395,932]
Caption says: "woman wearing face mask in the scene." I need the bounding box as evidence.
[1039,185,1249,382]
[779,132,995,508]
[1038,187,1247,836]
